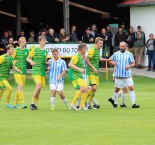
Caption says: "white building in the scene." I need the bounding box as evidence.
[119,0,155,66]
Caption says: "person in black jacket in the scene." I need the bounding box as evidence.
[82,27,94,43]
[99,28,109,57]
[106,25,113,55]
[126,27,135,56]
[46,28,59,43]
[90,24,99,39]
[115,27,126,51]
[70,25,78,42]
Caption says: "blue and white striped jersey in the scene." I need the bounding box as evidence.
[112,50,135,78]
[82,59,87,80]
[82,53,87,80]
[48,58,67,84]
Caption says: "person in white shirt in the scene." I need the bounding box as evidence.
[48,48,68,110]
[109,41,140,108]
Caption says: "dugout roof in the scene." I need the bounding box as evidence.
[0,0,129,33]
[118,0,155,7]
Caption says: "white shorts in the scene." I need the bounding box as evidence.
[49,83,64,91]
[115,77,134,88]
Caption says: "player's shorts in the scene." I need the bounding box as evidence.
[115,77,134,88]
[72,78,87,90]
[134,46,145,58]
[113,76,127,88]
[14,74,26,86]
[33,75,45,87]
[49,83,64,91]
[87,75,99,86]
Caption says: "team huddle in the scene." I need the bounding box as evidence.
[0,36,140,110]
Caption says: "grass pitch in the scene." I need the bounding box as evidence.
[0,73,155,145]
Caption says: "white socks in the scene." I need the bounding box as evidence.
[51,97,68,107]
[114,92,119,104]
[129,91,136,105]
[62,97,68,106]
[51,97,55,107]
[121,93,127,105]
[112,90,135,105]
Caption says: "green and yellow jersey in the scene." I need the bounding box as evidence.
[28,47,48,77]
[12,47,29,75]
[68,53,83,81]
[86,46,100,76]
[0,54,14,80]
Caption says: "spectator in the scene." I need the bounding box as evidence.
[115,27,126,51]
[121,23,128,33]
[7,37,18,48]
[70,25,78,42]
[82,27,94,43]
[0,31,9,54]
[36,29,47,41]
[40,29,46,37]
[8,30,14,39]
[46,28,59,43]
[146,34,155,72]
[100,28,109,43]
[18,30,27,40]
[59,28,70,42]
[134,26,145,69]
[8,37,15,45]
[8,37,14,44]
[90,24,99,38]
[28,31,37,43]
[0,31,9,43]
[106,25,113,55]
[99,28,109,57]
[126,27,135,56]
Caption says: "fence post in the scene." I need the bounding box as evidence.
[63,0,70,36]
[16,0,21,36]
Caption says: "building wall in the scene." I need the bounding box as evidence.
[130,5,155,66]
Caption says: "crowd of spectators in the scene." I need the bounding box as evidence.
[0,23,155,71]
[0,24,110,44]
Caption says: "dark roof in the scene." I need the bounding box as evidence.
[118,0,155,7]
[0,0,129,33]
